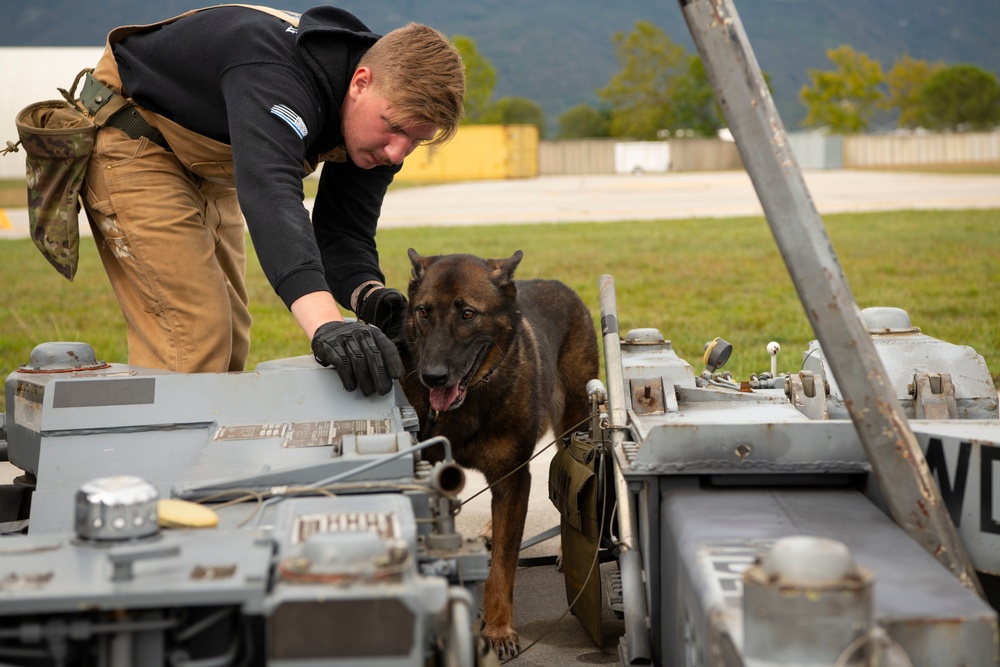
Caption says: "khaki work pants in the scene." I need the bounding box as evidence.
[82,45,251,373]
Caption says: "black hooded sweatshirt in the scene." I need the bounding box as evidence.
[112,5,399,310]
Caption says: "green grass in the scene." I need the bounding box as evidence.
[2,208,998,414]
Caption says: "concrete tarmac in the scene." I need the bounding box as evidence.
[2,169,1000,239]
[374,169,1000,228]
[2,168,998,664]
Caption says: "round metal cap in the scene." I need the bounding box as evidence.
[759,535,856,585]
[860,307,918,334]
[75,475,160,542]
[20,342,109,373]
[624,328,667,345]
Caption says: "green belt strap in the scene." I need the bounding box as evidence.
[79,71,170,150]
[105,107,169,149]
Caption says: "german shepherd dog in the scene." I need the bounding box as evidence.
[401,249,599,659]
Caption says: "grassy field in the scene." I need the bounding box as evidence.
[1,208,998,414]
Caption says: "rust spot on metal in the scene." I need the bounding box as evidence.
[191,565,237,581]
[630,378,665,415]
[916,499,930,519]
[735,444,752,460]
[636,384,659,409]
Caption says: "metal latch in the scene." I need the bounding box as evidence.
[910,372,958,420]
[785,370,829,420]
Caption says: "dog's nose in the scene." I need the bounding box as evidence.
[421,367,450,388]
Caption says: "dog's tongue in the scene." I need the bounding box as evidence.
[429,384,461,412]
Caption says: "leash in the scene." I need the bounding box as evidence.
[503,466,616,664]
[420,408,440,442]
[459,413,594,507]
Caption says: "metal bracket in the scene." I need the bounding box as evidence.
[628,377,677,415]
[911,373,958,420]
[108,544,181,582]
[785,370,829,420]
[520,525,561,550]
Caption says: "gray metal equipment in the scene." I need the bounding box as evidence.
[1,345,491,666]
[588,293,1000,666]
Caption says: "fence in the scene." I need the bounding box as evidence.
[538,139,618,175]
[536,131,1000,175]
[668,137,743,171]
[843,131,1000,167]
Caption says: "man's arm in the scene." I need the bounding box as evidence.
[312,159,399,308]
[289,291,344,339]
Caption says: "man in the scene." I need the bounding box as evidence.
[81,5,465,396]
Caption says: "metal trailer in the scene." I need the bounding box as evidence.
[558,291,1000,667]
[548,1,1000,665]
[0,348,492,666]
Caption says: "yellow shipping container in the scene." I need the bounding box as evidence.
[397,124,539,182]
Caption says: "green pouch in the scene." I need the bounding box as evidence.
[2,70,97,280]
[549,436,611,647]
[15,98,96,280]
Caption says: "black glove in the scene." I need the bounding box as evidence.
[357,286,408,341]
[311,321,404,396]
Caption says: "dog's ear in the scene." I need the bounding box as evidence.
[488,250,523,287]
[408,248,431,282]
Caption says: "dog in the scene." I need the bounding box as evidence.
[400,248,600,659]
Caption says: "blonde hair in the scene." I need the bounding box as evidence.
[359,23,466,146]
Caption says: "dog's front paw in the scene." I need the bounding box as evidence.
[555,545,564,572]
[484,624,520,661]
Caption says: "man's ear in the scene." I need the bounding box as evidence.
[348,67,372,100]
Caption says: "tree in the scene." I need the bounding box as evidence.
[556,104,610,138]
[597,20,687,140]
[671,56,723,137]
[917,64,1000,131]
[452,35,496,123]
[883,53,944,129]
[481,97,547,137]
[800,45,885,133]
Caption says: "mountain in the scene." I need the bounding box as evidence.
[7,0,999,132]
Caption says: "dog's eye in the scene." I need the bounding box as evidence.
[461,309,476,321]
[415,305,429,319]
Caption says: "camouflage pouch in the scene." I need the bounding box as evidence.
[4,69,95,280]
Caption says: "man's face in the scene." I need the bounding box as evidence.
[341,68,438,169]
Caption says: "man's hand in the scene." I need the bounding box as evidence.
[358,286,408,341]
[311,321,404,396]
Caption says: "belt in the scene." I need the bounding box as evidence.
[79,71,171,151]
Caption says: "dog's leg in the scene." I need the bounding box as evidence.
[482,464,531,660]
